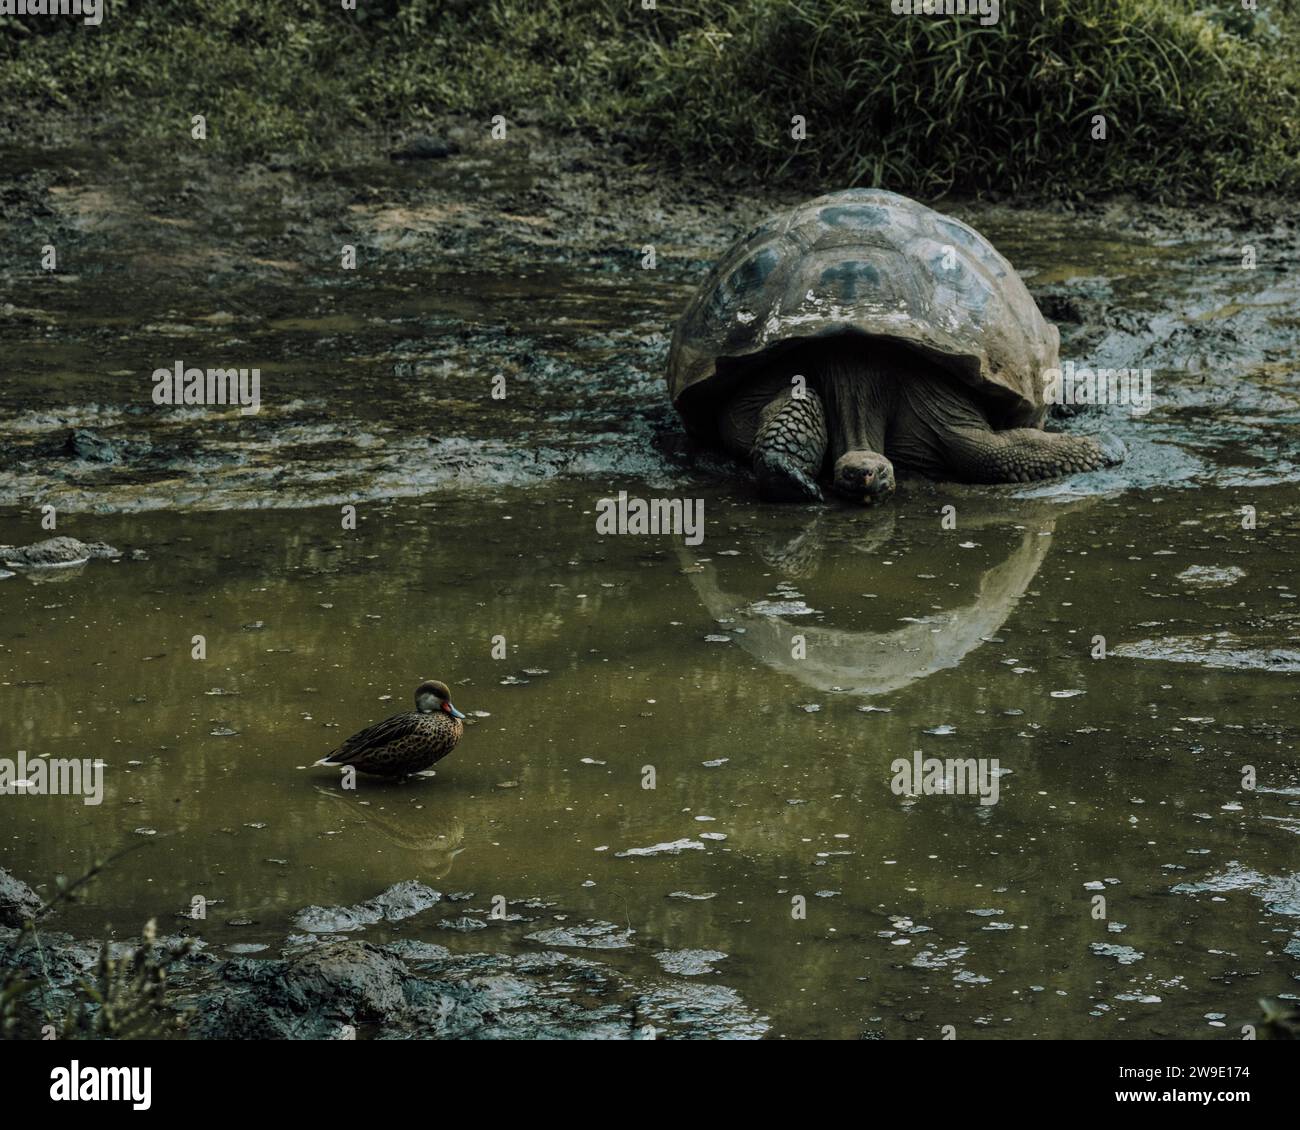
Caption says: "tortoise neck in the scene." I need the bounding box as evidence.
[812,337,896,461]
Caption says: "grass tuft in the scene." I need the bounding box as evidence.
[2,0,1298,198]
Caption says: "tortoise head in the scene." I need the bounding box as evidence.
[832,451,895,505]
[415,680,465,719]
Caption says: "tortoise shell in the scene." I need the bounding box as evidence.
[666,188,1059,441]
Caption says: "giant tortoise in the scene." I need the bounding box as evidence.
[666,188,1122,503]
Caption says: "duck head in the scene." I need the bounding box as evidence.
[415,679,466,719]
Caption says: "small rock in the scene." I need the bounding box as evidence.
[65,428,119,463]
[526,922,634,950]
[0,537,121,568]
[0,867,42,927]
[1090,942,1144,965]
[615,838,705,858]
[654,949,727,976]
[293,881,441,933]
[437,917,487,932]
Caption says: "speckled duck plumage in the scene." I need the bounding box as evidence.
[316,680,465,777]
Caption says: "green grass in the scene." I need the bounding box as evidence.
[3,0,1299,198]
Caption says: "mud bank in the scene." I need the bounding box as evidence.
[1,120,1297,513]
[0,875,766,1040]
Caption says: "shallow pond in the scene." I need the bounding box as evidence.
[1,139,1297,1038]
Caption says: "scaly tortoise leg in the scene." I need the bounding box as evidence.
[944,425,1126,483]
[751,385,828,502]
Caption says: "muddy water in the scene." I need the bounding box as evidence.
[1,138,1298,1038]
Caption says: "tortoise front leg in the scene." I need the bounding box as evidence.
[943,425,1126,483]
[752,385,828,502]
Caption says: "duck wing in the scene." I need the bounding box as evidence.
[317,711,421,766]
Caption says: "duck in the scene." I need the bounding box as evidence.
[315,680,465,778]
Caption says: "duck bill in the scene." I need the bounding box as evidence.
[444,702,466,720]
